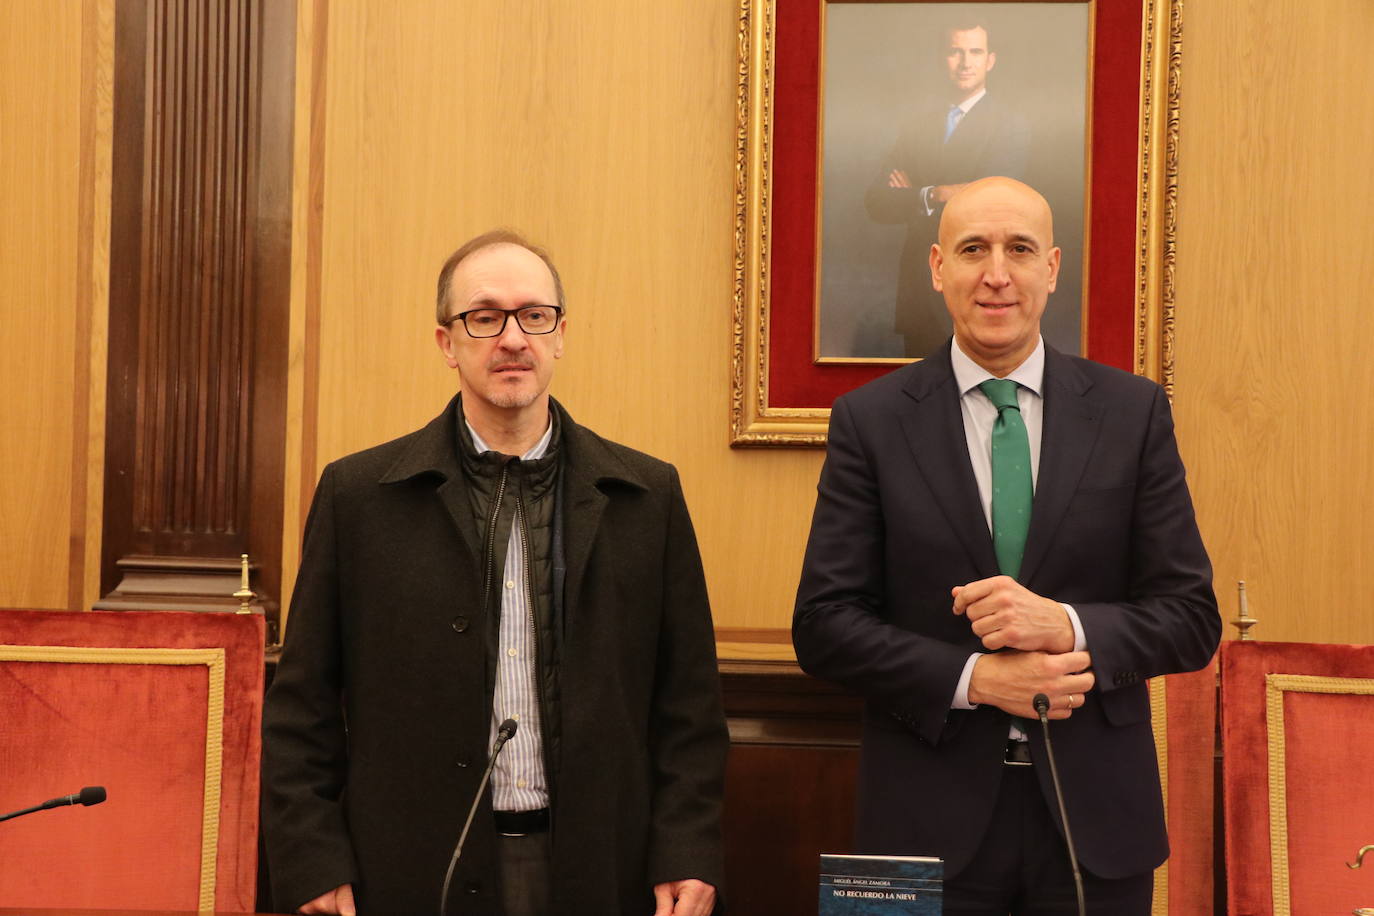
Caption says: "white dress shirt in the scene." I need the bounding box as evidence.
[468,419,554,812]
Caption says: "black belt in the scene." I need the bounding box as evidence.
[1004,740,1033,766]
[494,807,550,836]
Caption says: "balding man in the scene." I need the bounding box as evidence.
[263,230,726,916]
[795,179,1218,914]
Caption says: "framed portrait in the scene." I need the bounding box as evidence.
[731,0,1180,446]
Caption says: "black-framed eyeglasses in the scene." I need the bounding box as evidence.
[441,305,564,338]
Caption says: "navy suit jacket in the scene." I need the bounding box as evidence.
[793,342,1219,880]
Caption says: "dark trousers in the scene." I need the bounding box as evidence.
[498,832,551,916]
[943,766,1153,915]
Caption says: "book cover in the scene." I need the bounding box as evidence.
[818,853,943,915]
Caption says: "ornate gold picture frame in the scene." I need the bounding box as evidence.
[731,0,1181,447]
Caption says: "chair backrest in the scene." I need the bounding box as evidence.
[1153,663,1218,915]
[0,609,264,912]
[1220,639,1374,916]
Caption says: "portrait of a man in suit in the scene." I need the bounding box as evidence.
[815,4,1088,362]
[863,19,1030,357]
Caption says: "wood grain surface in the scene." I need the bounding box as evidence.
[8,0,1374,648]
[0,2,89,609]
[280,0,825,632]
[1174,0,1374,645]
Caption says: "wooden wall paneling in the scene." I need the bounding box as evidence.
[280,0,328,617]
[245,0,296,626]
[0,1,83,609]
[74,0,116,612]
[721,661,861,915]
[724,744,858,913]
[101,0,149,605]
[282,0,825,636]
[5,0,1373,644]
[279,0,1374,648]
[1173,0,1374,646]
[100,0,293,622]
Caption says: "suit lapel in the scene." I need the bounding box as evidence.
[1019,349,1103,584]
[899,348,1001,576]
[378,394,481,565]
[556,402,647,622]
[434,477,481,564]
[559,454,609,621]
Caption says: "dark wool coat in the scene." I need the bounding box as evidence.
[263,396,727,915]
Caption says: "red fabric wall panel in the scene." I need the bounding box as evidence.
[1221,640,1374,916]
[1162,662,1217,914]
[0,610,264,912]
[1281,691,1374,907]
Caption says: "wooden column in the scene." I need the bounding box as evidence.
[99,0,293,631]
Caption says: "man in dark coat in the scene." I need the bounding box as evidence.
[865,20,1031,357]
[795,178,1219,914]
[263,230,727,916]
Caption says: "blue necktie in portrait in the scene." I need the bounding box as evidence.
[944,104,964,143]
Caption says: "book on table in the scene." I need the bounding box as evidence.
[818,853,943,915]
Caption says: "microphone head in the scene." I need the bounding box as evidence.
[1032,694,1051,717]
[497,718,518,741]
[78,786,106,807]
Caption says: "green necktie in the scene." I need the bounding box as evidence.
[978,379,1033,580]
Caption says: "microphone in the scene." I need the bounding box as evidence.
[60,786,107,808]
[496,718,518,743]
[1033,695,1085,916]
[439,719,519,916]
[0,786,107,823]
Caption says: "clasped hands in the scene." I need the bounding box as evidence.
[953,575,1094,720]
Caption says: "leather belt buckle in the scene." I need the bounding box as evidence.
[1004,740,1033,767]
[494,807,550,836]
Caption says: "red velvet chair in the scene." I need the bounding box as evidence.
[1151,662,1219,914]
[1221,639,1374,916]
[0,609,264,911]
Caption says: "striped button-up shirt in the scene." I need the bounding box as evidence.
[468,420,553,813]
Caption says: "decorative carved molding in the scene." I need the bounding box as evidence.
[1135,0,1182,396]
[733,0,1182,444]
[132,0,256,546]
[731,0,831,447]
[730,0,751,445]
[102,0,292,620]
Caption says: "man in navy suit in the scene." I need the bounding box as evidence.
[866,21,1031,357]
[795,177,1218,914]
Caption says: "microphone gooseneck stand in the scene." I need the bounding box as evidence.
[439,719,519,916]
[1033,694,1086,916]
[0,786,106,824]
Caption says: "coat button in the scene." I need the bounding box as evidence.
[465,881,481,894]
[454,755,470,768]
[451,615,469,633]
